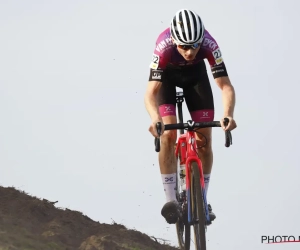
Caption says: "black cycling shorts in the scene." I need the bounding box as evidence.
[157,60,215,122]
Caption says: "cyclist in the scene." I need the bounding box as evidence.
[144,9,237,224]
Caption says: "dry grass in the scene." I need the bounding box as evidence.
[0,186,179,250]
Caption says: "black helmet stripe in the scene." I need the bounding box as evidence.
[195,12,202,42]
[182,10,189,41]
[187,10,195,41]
[176,11,184,43]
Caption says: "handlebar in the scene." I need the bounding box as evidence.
[154,118,232,152]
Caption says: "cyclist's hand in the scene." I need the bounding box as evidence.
[221,116,237,131]
[149,119,165,137]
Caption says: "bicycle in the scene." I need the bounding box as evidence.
[154,91,232,250]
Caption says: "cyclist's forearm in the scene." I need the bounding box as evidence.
[222,84,236,117]
[145,81,162,121]
[144,94,161,121]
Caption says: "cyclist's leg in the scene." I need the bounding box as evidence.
[157,69,181,224]
[182,60,216,220]
[182,60,214,175]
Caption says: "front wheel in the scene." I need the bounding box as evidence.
[176,202,190,250]
[176,156,190,250]
[190,161,206,250]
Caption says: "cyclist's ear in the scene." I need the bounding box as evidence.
[171,37,176,44]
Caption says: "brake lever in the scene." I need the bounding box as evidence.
[154,122,162,152]
[223,118,232,147]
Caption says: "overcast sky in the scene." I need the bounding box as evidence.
[1,0,300,249]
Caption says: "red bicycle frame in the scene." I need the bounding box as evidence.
[175,129,208,224]
[175,130,205,196]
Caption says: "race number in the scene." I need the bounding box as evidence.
[212,48,223,65]
[150,54,160,69]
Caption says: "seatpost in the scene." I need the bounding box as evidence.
[176,92,185,135]
[177,102,184,135]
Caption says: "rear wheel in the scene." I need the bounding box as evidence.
[176,203,190,250]
[176,156,190,250]
[190,161,206,250]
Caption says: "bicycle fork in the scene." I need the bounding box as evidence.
[176,134,211,226]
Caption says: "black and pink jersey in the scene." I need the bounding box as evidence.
[149,28,228,81]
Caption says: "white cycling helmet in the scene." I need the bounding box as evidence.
[170,9,205,45]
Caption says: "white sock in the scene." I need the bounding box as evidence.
[204,174,211,197]
[161,173,177,202]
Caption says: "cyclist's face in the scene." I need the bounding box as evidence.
[176,45,200,61]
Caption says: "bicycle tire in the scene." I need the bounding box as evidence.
[176,156,191,250]
[176,204,190,250]
[190,161,206,250]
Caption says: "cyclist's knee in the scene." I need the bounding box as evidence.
[197,138,212,155]
[196,129,212,156]
[161,130,177,146]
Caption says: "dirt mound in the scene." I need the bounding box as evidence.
[0,186,178,250]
